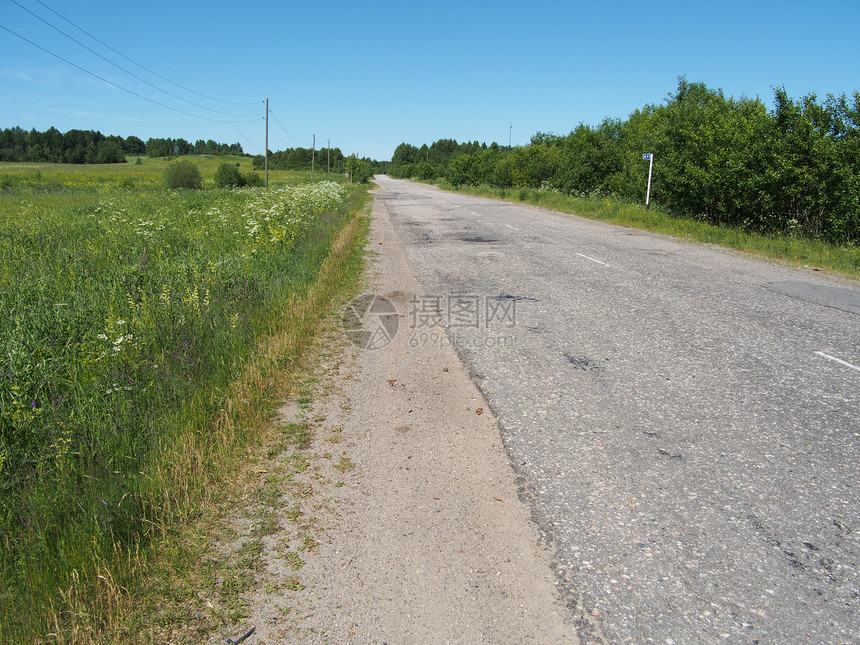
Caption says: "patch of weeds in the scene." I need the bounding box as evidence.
[257,481,281,508]
[284,552,305,570]
[282,421,312,449]
[290,453,310,473]
[252,510,279,537]
[265,582,280,594]
[284,506,303,523]
[328,428,343,445]
[284,576,305,591]
[236,540,264,570]
[335,454,355,473]
[300,535,319,553]
[221,572,253,598]
[295,484,313,499]
[335,481,345,488]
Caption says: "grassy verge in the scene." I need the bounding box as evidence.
[0,159,371,642]
[436,181,860,278]
[95,198,369,645]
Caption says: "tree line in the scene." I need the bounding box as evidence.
[388,79,860,245]
[251,146,346,173]
[145,137,244,158]
[0,126,245,164]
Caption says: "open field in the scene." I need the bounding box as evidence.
[0,158,369,641]
[0,155,335,190]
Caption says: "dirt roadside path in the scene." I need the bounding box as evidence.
[212,187,585,643]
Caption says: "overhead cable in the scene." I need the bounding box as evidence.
[269,110,303,145]
[0,24,261,124]
[32,0,259,107]
[10,0,259,117]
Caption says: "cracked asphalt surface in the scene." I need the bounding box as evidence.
[375,176,860,644]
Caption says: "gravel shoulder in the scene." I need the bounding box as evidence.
[212,188,583,643]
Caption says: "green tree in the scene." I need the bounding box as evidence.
[346,154,372,183]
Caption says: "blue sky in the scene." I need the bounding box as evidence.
[1,0,858,161]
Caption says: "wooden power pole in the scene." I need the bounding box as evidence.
[265,98,269,188]
[311,134,316,181]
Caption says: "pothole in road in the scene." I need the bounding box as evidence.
[494,293,538,302]
[459,233,497,243]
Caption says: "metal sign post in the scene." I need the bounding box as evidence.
[643,153,654,209]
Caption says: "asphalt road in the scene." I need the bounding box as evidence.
[373,176,860,644]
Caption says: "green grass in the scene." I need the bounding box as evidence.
[0,157,370,642]
[436,181,860,278]
[0,155,305,192]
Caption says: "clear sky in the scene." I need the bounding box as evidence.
[1,0,858,161]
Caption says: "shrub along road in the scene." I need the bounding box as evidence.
[370,177,859,644]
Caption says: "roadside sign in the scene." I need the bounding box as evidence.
[643,153,654,209]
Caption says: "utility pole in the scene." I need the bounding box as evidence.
[265,98,269,188]
[509,122,512,149]
[327,139,330,174]
[312,134,316,182]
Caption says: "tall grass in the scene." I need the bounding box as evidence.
[438,181,860,277]
[0,160,368,640]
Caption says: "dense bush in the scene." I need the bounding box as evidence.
[214,162,243,188]
[415,161,437,180]
[346,154,373,183]
[391,79,860,245]
[214,163,265,189]
[163,159,202,189]
[243,171,264,187]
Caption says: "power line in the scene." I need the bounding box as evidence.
[0,23,261,124]
[10,0,259,117]
[269,126,292,150]
[32,0,259,107]
[269,110,302,145]
[230,122,263,156]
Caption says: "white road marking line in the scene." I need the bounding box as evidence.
[577,253,608,266]
[815,351,860,373]
[471,211,480,216]
[505,224,520,230]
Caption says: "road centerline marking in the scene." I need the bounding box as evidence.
[815,351,860,373]
[505,224,520,231]
[577,253,608,266]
